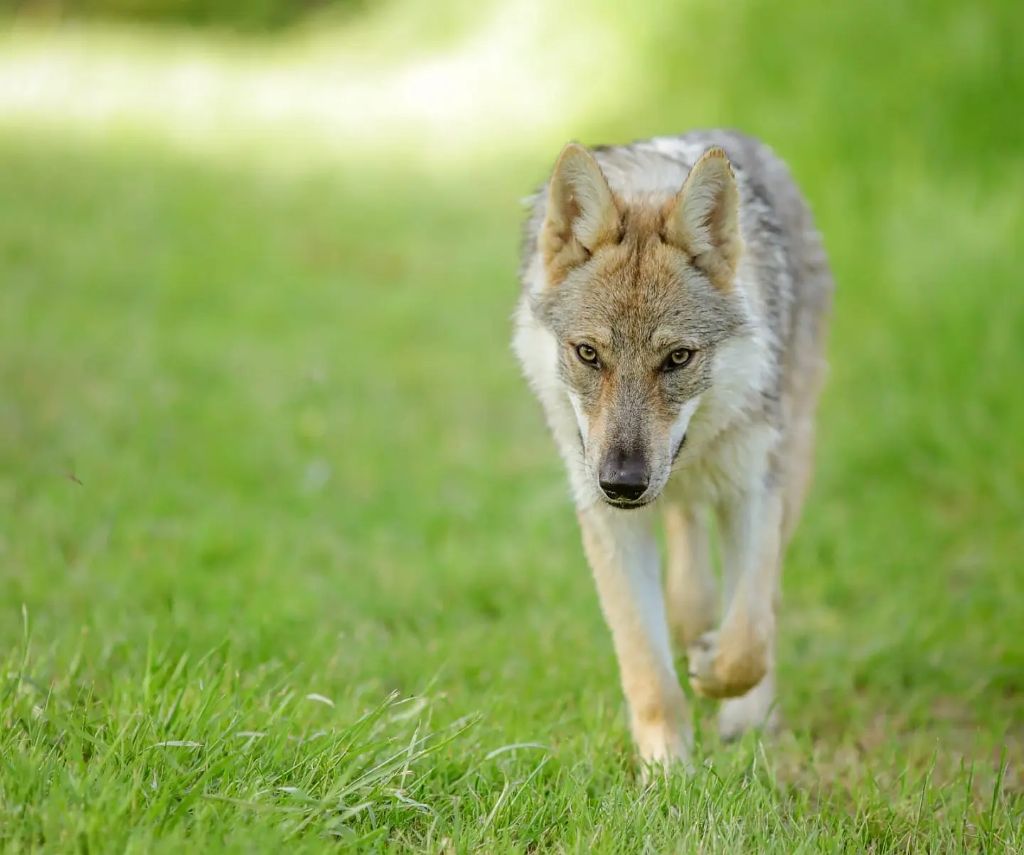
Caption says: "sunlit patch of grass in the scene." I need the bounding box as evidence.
[0,0,637,163]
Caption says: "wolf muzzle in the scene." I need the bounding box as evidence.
[598,447,650,505]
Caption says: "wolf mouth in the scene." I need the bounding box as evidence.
[671,433,687,462]
[603,498,652,510]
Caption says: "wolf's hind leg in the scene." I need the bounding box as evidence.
[664,503,717,652]
[781,416,817,544]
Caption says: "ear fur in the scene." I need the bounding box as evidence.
[540,143,621,285]
[663,146,742,290]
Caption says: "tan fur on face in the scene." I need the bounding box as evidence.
[535,193,743,505]
[541,144,743,293]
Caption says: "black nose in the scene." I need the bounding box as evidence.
[599,449,650,503]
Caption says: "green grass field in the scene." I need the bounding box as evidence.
[2,1,1023,850]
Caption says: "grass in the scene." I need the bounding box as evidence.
[1,0,1023,850]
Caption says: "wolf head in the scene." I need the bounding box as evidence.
[531,143,752,508]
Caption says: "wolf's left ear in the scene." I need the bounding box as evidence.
[540,143,621,285]
[663,146,742,290]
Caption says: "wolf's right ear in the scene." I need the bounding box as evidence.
[540,143,621,285]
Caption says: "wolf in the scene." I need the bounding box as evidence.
[513,131,832,767]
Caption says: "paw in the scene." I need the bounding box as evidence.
[687,630,768,699]
[632,711,692,777]
[635,725,693,780]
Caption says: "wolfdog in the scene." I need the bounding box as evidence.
[513,131,832,767]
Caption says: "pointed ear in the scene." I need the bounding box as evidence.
[540,143,621,284]
[663,146,742,290]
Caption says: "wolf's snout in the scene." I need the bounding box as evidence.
[598,448,649,504]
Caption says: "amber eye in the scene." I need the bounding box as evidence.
[575,343,600,367]
[663,348,694,371]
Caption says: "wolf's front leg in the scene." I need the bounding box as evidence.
[578,506,690,768]
[687,486,783,701]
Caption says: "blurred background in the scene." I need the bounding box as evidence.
[1,0,1022,846]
